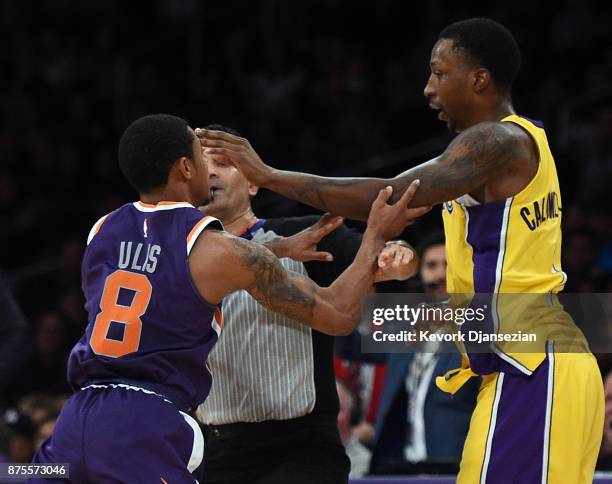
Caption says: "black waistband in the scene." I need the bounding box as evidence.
[203,412,338,435]
[84,379,191,413]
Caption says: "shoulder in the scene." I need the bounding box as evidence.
[186,213,223,254]
[450,121,536,164]
[85,205,128,245]
[190,229,276,268]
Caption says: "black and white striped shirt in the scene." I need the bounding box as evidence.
[196,216,363,425]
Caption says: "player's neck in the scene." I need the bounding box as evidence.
[139,187,195,206]
[222,207,259,236]
[483,97,515,123]
[461,101,515,131]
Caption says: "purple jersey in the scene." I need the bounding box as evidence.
[67,201,223,411]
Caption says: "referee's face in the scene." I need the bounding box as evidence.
[203,156,257,220]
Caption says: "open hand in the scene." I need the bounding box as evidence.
[366,180,431,242]
[196,128,271,186]
[272,213,344,262]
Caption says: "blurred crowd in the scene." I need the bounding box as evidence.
[1,0,611,476]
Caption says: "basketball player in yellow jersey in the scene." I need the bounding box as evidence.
[198,17,604,483]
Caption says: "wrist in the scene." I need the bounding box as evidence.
[258,166,277,187]
[264,237,287,259]
[386,239,409,248]
[362,230,386,254]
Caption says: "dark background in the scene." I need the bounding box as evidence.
[1,0,611,465]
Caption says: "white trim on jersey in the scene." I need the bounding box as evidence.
[80,382,173,404]
[491,345,533,376]
[86,214,110,246]
[211,313,222,337]
[186,216,223,255]
[132,201,195,212]
[480,372,505,484]
[490,197,534,376]
[551,262,568,287]
[180,411,205,473]
[541,341,555,484]
[493,197,513,295]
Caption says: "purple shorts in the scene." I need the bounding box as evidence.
[30,383,203,483]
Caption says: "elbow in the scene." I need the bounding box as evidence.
[333,322,354,337]
[331,309,361,336]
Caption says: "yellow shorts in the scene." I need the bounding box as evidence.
[457,346,604,484]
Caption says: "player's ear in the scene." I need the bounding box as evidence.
[472,68,491,93]
[248,183,259,197]
[176,157,193,180]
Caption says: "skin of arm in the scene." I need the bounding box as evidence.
[190,229,381,336]
[189,183,422,336]
[259,213,344,262]
[198,122,537,221]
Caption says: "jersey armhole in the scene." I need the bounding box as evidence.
[504,119,542,166]
[86,214,110,245]
[502,120,544,200]
[186,216,224,255]
[184,215,225,311]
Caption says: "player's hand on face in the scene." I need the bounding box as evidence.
[196,128,271,185]
[376,242,417,281]
[276,213,344,262]
[366,180,431,241]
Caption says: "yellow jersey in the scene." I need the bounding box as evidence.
[439,115,585,385]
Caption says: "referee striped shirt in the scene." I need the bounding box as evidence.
[196,216,363,425]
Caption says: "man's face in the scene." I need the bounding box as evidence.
[202,156,257,220]
[420,244,447,295]
[423,38,475,133]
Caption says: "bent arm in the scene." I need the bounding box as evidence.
[189,230,385,336]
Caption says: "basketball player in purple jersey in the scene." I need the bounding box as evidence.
[30,114,428,483]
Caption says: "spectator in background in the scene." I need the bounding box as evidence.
[336,378,371,479]
[2,409,35,463]
[34,417,57,451]
[6,312,71,401]
[0,272,31,403]
[563,229,603,292]
[371,232,479,473]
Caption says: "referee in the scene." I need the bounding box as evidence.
[196,125,417,484]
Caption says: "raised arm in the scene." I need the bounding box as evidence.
[197,121,536,220]
[188,183,420,335]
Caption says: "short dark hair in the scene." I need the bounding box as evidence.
[417,231,445,259]
[204,123,241,137]
[439,18,521,91]
[118,114,194,193]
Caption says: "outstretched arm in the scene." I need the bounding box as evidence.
[189,183,421,335]
[197,122,535,220]
[261,213,344,262]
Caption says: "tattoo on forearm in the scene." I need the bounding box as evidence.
[408,122,524,201]
[273,122,527,212]
[287,177,375,213]
[230,237,317,320]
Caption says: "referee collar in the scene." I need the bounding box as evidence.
[238,219,266,240]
